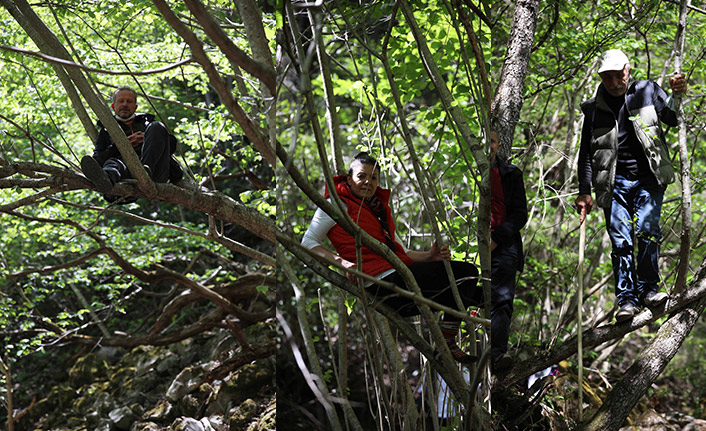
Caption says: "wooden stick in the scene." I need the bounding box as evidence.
[578,219,586,421]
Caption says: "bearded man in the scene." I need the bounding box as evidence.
[81,86,182,199]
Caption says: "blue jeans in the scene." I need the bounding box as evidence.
[604,174,665,307]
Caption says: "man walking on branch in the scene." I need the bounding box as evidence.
[81,86,183,201]
[575,49,687,322]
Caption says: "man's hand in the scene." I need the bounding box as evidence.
[128,131,145,147]
[670,73,687,93]
[491,239,498,252]
[429,241,451,261]
[575,194,593,223]
[338,257,359,284]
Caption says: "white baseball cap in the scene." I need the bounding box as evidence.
[598,49,630,73]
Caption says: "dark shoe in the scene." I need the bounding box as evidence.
[142,164,153,180]
[492,353,513,374]
[81,155,114,194]
[616,303,640,322]
[644,290,669,307]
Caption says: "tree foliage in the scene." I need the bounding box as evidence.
[278,0,706,429]
[0,0,276,427]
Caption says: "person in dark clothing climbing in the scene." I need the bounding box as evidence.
[81,86,183,201]
[489,131,528,373]
[301,152,482,364]
[575,49,686,322]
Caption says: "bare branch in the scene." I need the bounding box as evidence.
[152,0,275,167]
[7,248,106,279]
[0,161,276,244]
[496,261,706,391]
[0,44,196,76]
[183,0,276,94]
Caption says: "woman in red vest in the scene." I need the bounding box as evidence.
[302,152,481,364]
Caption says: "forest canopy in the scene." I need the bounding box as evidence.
[1,0,706,430]
[277,0,706,430]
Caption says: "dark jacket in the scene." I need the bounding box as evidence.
[325,175,414,276]
[578,80,677,208]
[93,113,177,165]
[492,158,528,271]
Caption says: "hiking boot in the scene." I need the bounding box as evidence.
[492,353,513,374]
[81,155,114,194]
[643,290,669,307]
[615,303,640,322]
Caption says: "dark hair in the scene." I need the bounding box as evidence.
[348,152,380,175]
[112,86,138,103]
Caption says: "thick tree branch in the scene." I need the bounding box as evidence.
[0,161,275,244]
[3,0,156,196]
[183,0,275,94]
[491,0,540,158]
[152,0,275,167]
[496,261,706,391]
[582,275,706,429]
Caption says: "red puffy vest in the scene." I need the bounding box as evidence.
[325,176,413,276]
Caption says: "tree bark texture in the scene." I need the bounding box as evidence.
[673,0,692,293]
[2,0,157,196]
[582,295,706,430]
[496,259,706,391]
[491,0,540,160]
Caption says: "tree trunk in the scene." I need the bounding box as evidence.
[673,0,692,293]
[496,260,706,391]
[582,296,706,430]
[491,0,540,160]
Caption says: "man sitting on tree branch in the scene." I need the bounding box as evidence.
[575,49,686,322]
[81,86,183,202]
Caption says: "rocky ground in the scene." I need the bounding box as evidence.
[11,322,275,431]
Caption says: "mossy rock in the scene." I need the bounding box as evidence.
[72,382,114,416]
[250,399,275,431]
[66,415,85,428]
[109,405,138,430]
[178,394,202,418]
[68,354,109,388]
[166,365,212,402]
[170,416,209,431]
[117,346,155,369]
[228,398,258,430]
[108,366,137,391]
[133,421,163,431]
[222,360,273,401]
[47,385,79,411]
[143,400,177,423]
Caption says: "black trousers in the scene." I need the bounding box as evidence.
[491,242,520,359]
[103,121,173,183]
[371,261,481,318]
